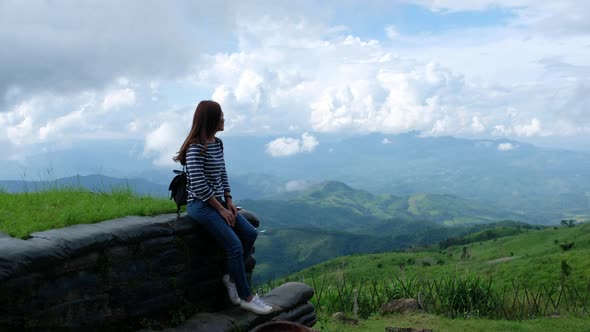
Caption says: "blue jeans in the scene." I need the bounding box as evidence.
[187,198,257,299]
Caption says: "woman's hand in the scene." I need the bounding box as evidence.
[207,196,236,227]
[219,208,236,227]
[226,198,239,217]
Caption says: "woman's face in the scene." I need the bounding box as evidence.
[217,111,225,132]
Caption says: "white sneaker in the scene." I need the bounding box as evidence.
[239,294,273,315]
[222,274,241,305]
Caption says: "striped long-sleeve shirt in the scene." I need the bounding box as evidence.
[185,139,230,202]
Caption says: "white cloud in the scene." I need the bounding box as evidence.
[266,137,301,157]
[385,25,399,39]
[0,1,234,98]
[143,122,184,167]
[471,116,486,133]
[284,180,310,192]
[301,132,319,152]
[514,118,542,137]
[39,110,84,140]
[155,8,589,148]
[382,138,391,144]
[1,0,590,167]
[190,12,589,150]
[102,88,136,110]
[492,118,543,137]
[498,142,516,151]
[266,132,319,157]
[4,101,36,145]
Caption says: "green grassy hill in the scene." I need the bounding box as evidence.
[288,222,590,289]
[245,181,542,281]
[268,222,590,331]
[254,228,395,282]
[250,180,531,227]
[253,219,544,281]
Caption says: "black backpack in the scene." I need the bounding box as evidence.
[168,138,224,213]
[168,166,188,214]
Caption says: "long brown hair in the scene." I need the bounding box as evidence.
[173,100,222,165]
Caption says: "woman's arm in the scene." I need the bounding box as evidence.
[218,139,237,216]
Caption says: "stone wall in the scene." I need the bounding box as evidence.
[0,211,262,331]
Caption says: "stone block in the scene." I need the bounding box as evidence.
[0,237,67,281]
[28,294,112,329]
[127,292,185,318]
[262,282,315,310]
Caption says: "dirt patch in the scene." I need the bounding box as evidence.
[486,256,519,265]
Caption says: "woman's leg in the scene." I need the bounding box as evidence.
[232,213,257,263]
[186,200,254,300]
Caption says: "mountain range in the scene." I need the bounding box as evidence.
[2,132,589,224]
[241,180,541,281]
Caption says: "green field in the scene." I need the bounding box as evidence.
[289,222,590,288]
[275,223,590,329]
[319,313,590,332]
[0,188,176,238]
[2,189,589,330]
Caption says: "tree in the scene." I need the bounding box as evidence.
[560,219,576,227]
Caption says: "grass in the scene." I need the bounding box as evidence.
[2,187,589,329]
[318,313,590,332]
[288,222,590,289]
[0,187,177,238]
[264,223,590,328]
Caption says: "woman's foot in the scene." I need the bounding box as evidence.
[222,274,241,305]
[239,294,273,314]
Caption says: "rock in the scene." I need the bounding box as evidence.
[331,312,358,325]
[165,312,236,332]
[273,301,315,325]
[251,320,313,332]
[0,237,68,281]
[152,282,318,331]
[262,282,314,310]
[380,298,420,315]
[385,327,432,332]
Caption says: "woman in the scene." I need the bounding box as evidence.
[173,100,273,315]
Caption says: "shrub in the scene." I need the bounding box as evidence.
[558,242,574,251]
[561,260,572,279]
[430,275,501,318]
[461,247,470,260]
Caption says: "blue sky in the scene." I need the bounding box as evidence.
[327,3,516,38]
[0,0,589,178]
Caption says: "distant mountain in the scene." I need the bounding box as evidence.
[242,180,529,229]
[0,172,286,203]
[254,227,396,281]
[0,175,169,198]
[2,132,589,222]
[223,133,590,224]
[244,181,534,281]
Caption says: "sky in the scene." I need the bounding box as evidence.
[1,0,589,172]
